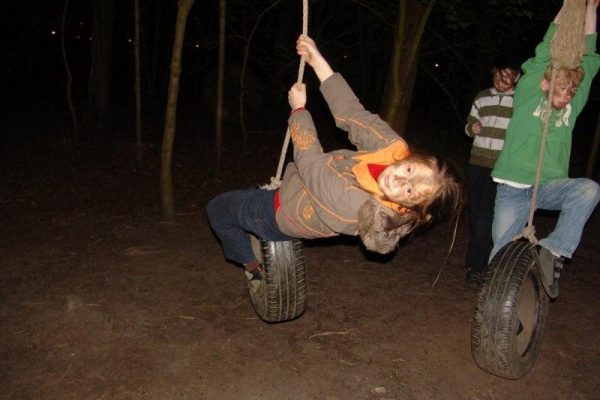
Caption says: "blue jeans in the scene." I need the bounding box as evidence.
[490,178,600,261]
[206,188,293,265]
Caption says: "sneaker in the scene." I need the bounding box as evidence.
[244,268,263,282]
[244,264,264,290]
[465,269,482,290]
[535,246,564,299]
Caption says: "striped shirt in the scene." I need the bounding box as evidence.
[465,87,515,168]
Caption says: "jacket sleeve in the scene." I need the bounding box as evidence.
[571,32,600,115]
[319,73,403,152]
[465,91,483,138]
[286,109,358,223]
[521,23,556,76]
[287,109,326,174]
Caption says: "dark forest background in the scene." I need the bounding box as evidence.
[1,0,599,208]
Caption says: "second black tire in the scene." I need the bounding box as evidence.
[471,240,550,379]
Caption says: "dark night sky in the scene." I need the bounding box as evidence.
[1,0,598,176]
[2,1,553,96]
[0,2,565,100]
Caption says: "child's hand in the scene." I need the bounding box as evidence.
[288,83,306,110]
[296,35,324,67]
[471,121,482,135]
[295,34,335,82]
[585,0,599,34]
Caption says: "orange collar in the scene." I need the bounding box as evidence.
[351,140,410,213]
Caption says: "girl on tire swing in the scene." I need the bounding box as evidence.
[207,35,463,283]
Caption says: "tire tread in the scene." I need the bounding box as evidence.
[248,237,307,323]
[471,241,550,379]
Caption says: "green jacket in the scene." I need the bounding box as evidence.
[275,73,410,253]
[492,23,600,184]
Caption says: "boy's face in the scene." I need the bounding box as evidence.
[493,68,519,93]
[377,158,436,207]
[540,78,578,110]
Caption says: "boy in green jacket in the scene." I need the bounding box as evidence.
[490,0,600,299]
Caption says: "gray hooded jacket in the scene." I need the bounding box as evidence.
[275,73,413,254]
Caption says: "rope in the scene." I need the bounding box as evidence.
[430,211,461,289]
[263,0,308,190]
[551,0,587,69]
[513,0,586,244]
[512,72,557,244]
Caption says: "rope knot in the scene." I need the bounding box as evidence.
[260,176,282,190]
[521,225,538,244]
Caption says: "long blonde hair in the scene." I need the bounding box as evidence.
[383,154,463,234]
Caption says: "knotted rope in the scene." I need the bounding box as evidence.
[263,0,309,190]
[513,0,586,244]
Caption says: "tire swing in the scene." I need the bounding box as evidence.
[245,0,310,323]
[247,235,307,322]
[471,0,586,379]
[471,240,550,379]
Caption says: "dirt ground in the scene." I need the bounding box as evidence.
[1,134,599,400]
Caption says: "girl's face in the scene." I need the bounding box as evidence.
[377,158,437,207]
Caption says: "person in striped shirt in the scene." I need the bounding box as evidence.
[464,66,521,288]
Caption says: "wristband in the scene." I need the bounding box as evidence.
[290,106,306,115]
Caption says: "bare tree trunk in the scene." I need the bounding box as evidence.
[89,0,115,129]
[160,0,196,220]
[380,0,435,135]
[150,0,163,96]
[586,112,600,178]
[60,0,78,144]
[134,0,143,164]
[214,0,226,177]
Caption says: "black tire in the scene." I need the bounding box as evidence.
[471,240,550,379]
[248,235,307,323]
